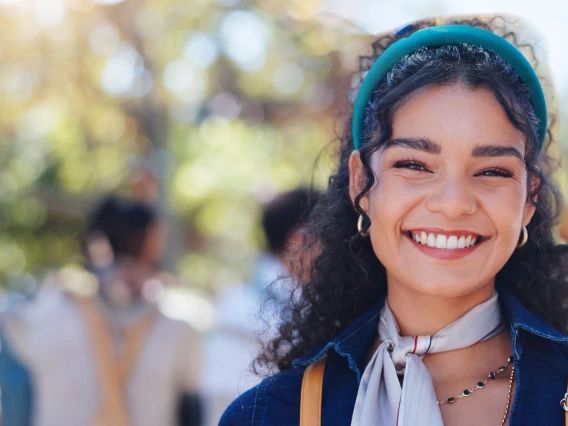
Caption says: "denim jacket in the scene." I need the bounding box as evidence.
[220,287,568,425]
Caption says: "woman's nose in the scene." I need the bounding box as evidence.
[424,176,476,218]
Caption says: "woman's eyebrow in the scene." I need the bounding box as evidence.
[471,145,524,160]
[383,138,442,154]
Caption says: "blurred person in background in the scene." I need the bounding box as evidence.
[200,188,317,426]
[0,196,202,426]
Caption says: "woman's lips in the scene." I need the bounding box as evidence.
[404,232,485,260]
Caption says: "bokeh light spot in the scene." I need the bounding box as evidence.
[272,62,305,94]
[184,33,219,70]
[219,11,270,71]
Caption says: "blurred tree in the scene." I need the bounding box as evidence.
[0,0,372,290]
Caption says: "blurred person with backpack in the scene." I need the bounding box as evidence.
[0,196,202,426]
[200,188,317,426]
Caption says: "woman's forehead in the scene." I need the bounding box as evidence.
[390,83,525,154]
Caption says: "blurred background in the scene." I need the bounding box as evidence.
[0,0,566,425]
[0,0,567,305]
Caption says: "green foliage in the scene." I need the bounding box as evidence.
[0,0,369,289]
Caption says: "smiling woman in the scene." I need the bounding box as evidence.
[220,16,568,426]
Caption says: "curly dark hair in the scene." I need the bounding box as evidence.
[256,17,568,373]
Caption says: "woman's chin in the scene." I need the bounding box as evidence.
[382,239,501,298]
[391,272,494,299]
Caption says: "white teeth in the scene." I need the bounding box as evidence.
[410,232,479,250]
[435,234,446,248]
[447,235,458,249]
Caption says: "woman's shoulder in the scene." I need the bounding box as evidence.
[218,385,258,425]
[219,367,306,426]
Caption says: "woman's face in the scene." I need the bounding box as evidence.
[349,83,536,298]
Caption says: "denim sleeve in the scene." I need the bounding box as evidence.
[218,385,260,426]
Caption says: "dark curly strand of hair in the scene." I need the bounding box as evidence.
[255,17,568,374]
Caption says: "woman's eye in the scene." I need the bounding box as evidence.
[477,168,514,178]
[393,160,429,172]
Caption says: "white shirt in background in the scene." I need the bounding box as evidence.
[2,287,201,426]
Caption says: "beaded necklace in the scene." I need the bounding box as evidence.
[437,356,515,426]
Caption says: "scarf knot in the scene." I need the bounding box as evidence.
[389,335,433,372]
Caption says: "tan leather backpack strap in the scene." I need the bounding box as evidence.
[300,356,327,426]
[73,296,131,426]
[117,309,160,384]
[565,382,568,426]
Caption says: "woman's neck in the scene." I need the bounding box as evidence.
[386,275,497,337]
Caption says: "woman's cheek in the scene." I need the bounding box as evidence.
[374,175,431,206]
[477,184,526,218]
[368,176,428,233]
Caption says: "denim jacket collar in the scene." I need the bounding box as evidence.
[497,285,568,343]
[292,295,385,381]
[292,285,568,380]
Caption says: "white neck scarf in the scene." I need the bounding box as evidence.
[351,292,505,426]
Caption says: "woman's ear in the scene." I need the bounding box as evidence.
[522,202,536,228]
[348,151,369,213]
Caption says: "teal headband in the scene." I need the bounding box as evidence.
[352,25,547,151]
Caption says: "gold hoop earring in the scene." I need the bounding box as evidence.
[357,214,369,237]
[517,226,528,248]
